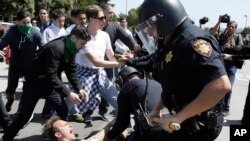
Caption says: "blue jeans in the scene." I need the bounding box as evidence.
[65,97,79,115]
[99,75,118,111]
[223,62,237,111]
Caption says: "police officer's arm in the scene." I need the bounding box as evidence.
[115,24,140,52]
[175,75,231,124]
[221,45,250,59]
[125,53,155,71]
[106,90,131,140]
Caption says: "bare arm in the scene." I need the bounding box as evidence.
[86,52,119,68]
[210,16,222,36]
[153,75,231,132]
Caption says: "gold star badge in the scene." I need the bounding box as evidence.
[165,51,173,63]
[192,39,212,57]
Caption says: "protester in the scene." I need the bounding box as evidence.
[0,10,44,113]
[1,25,90,141]
[73,5,120,124]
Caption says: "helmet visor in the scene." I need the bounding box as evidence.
[135,14,162,54]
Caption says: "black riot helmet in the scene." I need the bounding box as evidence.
[138,0,188,36]
[115,67,142,90]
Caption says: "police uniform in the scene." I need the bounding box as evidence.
[126,19,227,140]
[107,79,162,141]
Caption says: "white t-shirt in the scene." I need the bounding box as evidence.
[42,23,67,44]
[75,30,112,68]
[66,24,76,35]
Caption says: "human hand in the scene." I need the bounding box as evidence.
[68,92,82,104]
[133,44,141,52]
[223,53,232,61]
[147,109,161,126]
[153,114,181,133]
[224,43,231,48]
[79,89,89,102]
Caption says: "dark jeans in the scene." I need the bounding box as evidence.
[5,66,25,98]
[41,100,54,116]
[2,81,68,141]
[242,81,250,126]
[0,94,12,130]
[127,126,222,141]
[223,63,237,111]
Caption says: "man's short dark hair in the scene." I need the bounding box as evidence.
[51,9,65,21]
[75,9,85,17]
[70,25,91,41]
[16,10,31,21]
[100,3,112,11]
[70,9,79,17]
[39,5,48,12]
[119,17,127,22]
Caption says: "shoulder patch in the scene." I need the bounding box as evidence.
[191,39,212,57]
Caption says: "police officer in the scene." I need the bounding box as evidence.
[124,0,231,140]
[104,66,163,141]
[1,25,90,141]
[221,45,250,126]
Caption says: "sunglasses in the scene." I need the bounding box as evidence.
[92,16,106,21]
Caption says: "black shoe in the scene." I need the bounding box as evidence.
[5,96,14,112]
[83,114,92,124]
[98,112,111,122]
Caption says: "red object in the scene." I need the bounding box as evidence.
[5,45,10,64]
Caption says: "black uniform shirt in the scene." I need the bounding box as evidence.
[26,36,82,97]
[159,19,227,109]
[107,79,162,140]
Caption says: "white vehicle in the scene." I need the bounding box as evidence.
[0,21,14,30]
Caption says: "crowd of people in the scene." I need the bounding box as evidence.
[0,0,250,141]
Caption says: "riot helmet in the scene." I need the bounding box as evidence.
[138,0,188,36]
[115,67,142,90]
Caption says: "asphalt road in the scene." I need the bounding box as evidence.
[0,60,249,141]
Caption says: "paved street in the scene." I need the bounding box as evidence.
[0,60,249,141]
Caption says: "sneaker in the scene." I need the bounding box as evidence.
[98,112,111,122]
[5,96,14,112]
[83,114,92,124]
[71,114,84,123]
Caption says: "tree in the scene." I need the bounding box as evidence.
[127,8,138,27]
[0,0,35,22]
[241,27,250,37]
